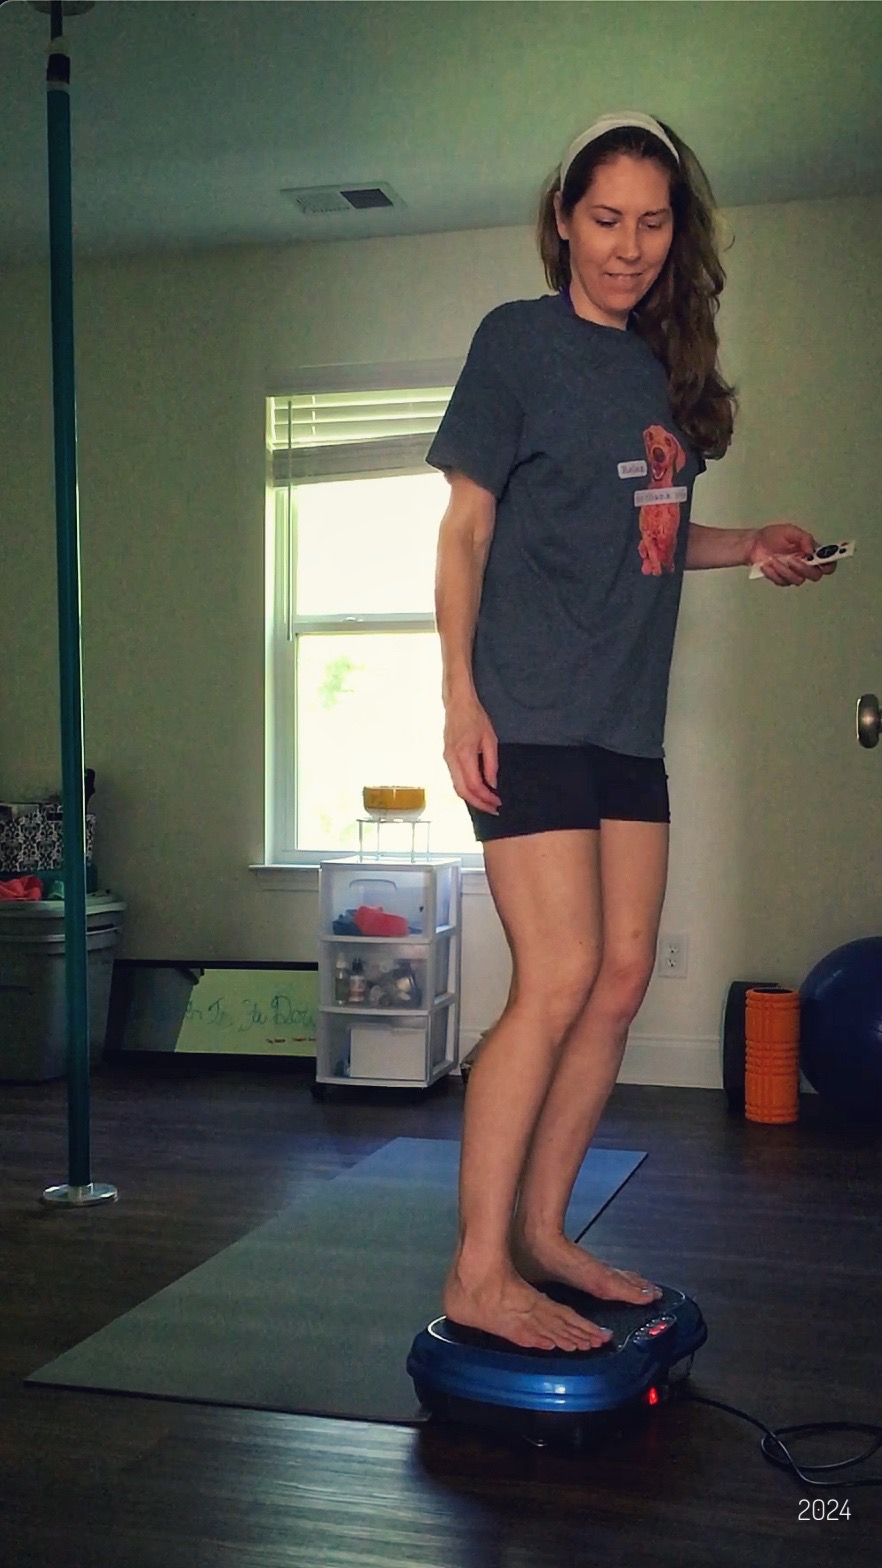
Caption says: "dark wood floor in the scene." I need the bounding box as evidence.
[2,1057,880,1567]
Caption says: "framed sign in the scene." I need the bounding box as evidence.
[108,961,318,1058]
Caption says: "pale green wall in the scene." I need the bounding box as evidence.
[0,197,879,1083]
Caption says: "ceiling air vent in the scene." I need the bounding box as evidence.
[282,182,403,216]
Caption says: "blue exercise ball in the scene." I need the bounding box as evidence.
[800,937,882,1117]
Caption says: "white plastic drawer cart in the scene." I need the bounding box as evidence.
[314,857,461,1098]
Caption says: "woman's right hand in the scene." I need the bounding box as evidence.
[443,692,501,814]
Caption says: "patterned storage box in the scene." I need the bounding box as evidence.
[0,803,95,874]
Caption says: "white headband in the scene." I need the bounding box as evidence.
[560,112,680,189]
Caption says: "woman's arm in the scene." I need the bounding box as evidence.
[435,473,496,698]
[686,520,836,584]
[685,523,757,569]
[434,473,501,812]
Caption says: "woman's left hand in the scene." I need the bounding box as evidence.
[748,522,838,587]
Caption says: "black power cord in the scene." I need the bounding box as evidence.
[681,1387,882,1491]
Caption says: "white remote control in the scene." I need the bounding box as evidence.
[749,539,855,579]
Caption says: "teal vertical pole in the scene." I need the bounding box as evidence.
[40,0,116,1208]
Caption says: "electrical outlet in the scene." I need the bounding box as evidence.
[658,933,689,978]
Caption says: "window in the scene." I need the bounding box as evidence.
[265,365,480,863]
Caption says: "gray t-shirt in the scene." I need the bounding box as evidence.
[426,293,706,758]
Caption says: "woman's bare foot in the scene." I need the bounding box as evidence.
[443,1261,612,1352]
[511,1228,663,1305]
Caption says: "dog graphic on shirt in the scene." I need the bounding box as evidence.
[638,424,687,575]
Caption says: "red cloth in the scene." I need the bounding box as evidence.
[353,903,409,937]
[0,876,43,901]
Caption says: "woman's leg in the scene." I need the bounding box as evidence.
[510,819,669,1300]
[442,828,609,1352]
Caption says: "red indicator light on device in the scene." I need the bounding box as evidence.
[647,1387,660,1406]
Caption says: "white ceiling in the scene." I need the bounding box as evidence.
[1,0,881,263]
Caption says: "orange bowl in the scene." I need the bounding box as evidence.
[362,785,426,818]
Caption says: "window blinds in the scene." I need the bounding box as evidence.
[269,387,453,484]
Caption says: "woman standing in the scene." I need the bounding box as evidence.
[428,111,834,1353]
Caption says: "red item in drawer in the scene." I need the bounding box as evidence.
[353,904,409,937]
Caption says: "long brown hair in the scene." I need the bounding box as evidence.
[538,119,736,459]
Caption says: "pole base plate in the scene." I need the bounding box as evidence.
[41,1182,118,1207]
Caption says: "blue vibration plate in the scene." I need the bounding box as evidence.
[407,1282,707,1448]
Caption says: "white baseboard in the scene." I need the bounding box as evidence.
[456,1028,723,1088]
[618,1033,722,1088]
[456,1028,816,1094]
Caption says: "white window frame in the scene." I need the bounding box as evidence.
[264,360,483,866]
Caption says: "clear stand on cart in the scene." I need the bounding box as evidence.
[356,814,432,862]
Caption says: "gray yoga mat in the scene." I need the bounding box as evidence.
[27,1137,647,1423]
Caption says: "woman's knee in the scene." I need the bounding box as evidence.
[592,951,655,1021]
[511,954,601,1038]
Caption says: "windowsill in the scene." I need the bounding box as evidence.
[250,862,489,895]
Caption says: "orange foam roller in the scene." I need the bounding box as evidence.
[744,987,800,1124]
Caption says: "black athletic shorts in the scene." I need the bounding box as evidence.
[467,742,671,843]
